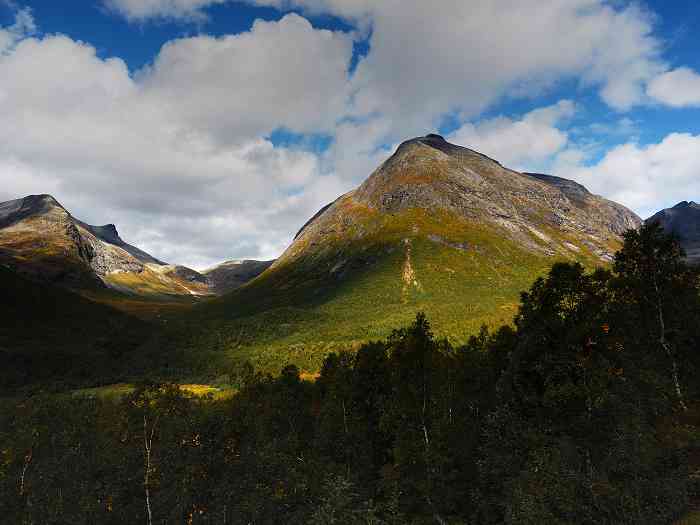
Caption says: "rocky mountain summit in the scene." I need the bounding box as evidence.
[200,135,643,365]
[0,194,266,297]
[0,194,196,294]
[647,201,700,264]
[280,134,640,273]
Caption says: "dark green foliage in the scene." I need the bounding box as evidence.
[0,266,152,393]
[0,265,233,394]
[1,223,699,523]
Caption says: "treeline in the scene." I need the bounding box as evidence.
[2,223,700,524]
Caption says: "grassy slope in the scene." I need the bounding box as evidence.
[0,265,156,392]
[182,208,613,374]
[81,288,197,321]
[103,266,210,300]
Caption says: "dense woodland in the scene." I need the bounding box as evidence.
[2,222,700,524]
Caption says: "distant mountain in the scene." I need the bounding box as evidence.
[0,195,223,298]
[203,259,274,295]
[647,201,700,264]
[193,134,641,371]
[0,194,274,299]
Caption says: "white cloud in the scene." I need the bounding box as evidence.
[251,0,664,138]
[448,100,575,171]
[103,0,227,22]
[0,15,352,268]
[322,116,394,186]
[107,0,667,123]
[586,117,639,138]
[0,5,35,53]
[140,14,353,144]
[647,67,700,107]
[559,133,700,218]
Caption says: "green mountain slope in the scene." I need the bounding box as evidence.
[0,264,153,392]
[184,135,641,372]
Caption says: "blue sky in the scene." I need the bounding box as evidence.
[0,0,699,268]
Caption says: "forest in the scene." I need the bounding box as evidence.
[2,222,700,524]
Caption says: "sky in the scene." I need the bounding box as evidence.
[0,0,699,269]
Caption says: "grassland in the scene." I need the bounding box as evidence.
[0,203,623,390]
[179,208,614,375]
[70,382,236,401]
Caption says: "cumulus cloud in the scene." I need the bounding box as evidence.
[248,0,664,138]
[0,14,352,268]
[647,67,700,107]
[559,133,700,218]
[140,14,353,144]
[108,0,666,122]
[0,4,35,53]
[103,0,227,22]
[448,100,575,171]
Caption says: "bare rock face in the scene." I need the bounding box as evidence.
[647,201,700,264]
[0,194,271,297]
[282,134,641,272]
[0,195,101,286]
[0,194,206,295]
[77,221,165,271]
[0,194,158,278]
[523,173,640,236]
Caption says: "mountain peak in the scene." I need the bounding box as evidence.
[0,193,68,229]
[393,134,502,165]
[20,194,66,215]
[354,136,509,213]
[26,193,61,205]
[282,134,640,278]
[81,222,122,245]
[672,200,699,210]
[647,202,700,264]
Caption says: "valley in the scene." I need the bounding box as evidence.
[2,136,699,525]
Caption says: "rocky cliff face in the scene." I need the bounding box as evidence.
[0,194,272,297]
[0,195,100,286]
[0,194,204,296]
[647,201,700,264]
[0,194,158,277]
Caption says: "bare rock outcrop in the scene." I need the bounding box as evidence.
[278,134,641,274]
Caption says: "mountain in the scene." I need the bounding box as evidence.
[191,134,641,371]
[0,194,212,298]
[0,194,275,303]
[203,259,274,295]
[647,201,700,264]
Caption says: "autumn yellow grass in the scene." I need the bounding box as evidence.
[71,383,236,401]
[676,511,700,524]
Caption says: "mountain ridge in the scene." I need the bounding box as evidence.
[202,259,275,295]
[191,134,642,372]
[275,134,640,273]
[0,194,270,299]
[647,200,700,263]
